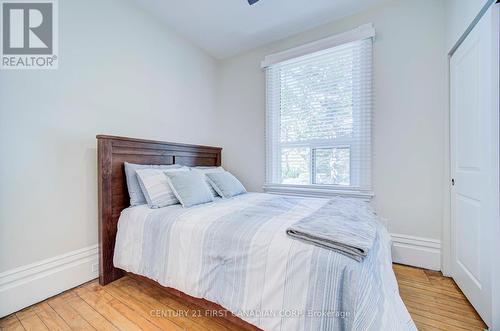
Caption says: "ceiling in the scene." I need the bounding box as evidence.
[133,0,388,59]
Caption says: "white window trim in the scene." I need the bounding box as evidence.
[261,23,375,68]
[263,184,374,201]
[263,24,375,200]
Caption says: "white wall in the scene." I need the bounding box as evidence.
[217,0,447,243]
[0,0,218,273]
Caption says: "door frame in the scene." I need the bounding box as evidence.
[490,5,500,329]
[443,2,500,328]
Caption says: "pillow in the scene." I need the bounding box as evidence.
[165,171,214,208]
[124,162,181,206]
[190,166,225,198]
[135,167,188,208]
[206,171,247,198]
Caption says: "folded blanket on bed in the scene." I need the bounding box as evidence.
[286,198,377,261]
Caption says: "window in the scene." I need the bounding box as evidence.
[264,26,373,197]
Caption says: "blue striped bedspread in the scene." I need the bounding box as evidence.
[114,193,416,331]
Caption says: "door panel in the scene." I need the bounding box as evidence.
[450,5,495,326]
[455,195,480,285]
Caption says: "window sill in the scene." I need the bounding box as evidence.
[262,184,374,201]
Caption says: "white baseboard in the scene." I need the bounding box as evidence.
[390,233,441,271]
[0,245,99,318]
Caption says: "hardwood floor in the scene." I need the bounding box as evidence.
[0,264,487,331]
[393,264,486,331]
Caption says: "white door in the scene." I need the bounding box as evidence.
[450,5,498,327]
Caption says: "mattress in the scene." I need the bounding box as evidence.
[114,192,416,331]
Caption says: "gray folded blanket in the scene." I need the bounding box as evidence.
[286,198,377,261]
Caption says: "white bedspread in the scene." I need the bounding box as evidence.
[114,193,416,331]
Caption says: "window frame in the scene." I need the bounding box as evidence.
[311,145,352,186]
[263,25,375,199]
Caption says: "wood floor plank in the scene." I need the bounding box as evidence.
[16,309,49,331]
[397,271,460,292]
[15,306,40,321]
[393,264,431,283]
[394,264,486,331]
[133,278,247,331]
[398,280,470,302]
[76,283,156,331]
[427,278,460,291]
[400,291,483,322]
[407,306,482,331]
[0,315,26,331]
[47,295,95,330]
[398,276,463,293]
[123,276,245,331]
[102,281,184,331]
[409,311,472,331]
[424,271,459,289]
[399,282,472,307]
[397,278,468,300]
[110,278,212,331]
[403,297,485,328]
[34,303,71,331]
[65,293,119,331]
[77,281,103,294]
[107,299,162,331]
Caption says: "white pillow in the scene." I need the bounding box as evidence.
[190,166,225,197]
[136,167,189,208]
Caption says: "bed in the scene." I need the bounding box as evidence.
[97,135,416,331]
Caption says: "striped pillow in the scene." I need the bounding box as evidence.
[124,162,182,206]
[136,167,189,208]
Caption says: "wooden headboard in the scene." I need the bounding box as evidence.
[97,135,222,285]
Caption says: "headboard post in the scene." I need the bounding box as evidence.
[97,138,124,285]
[97,135,222,285]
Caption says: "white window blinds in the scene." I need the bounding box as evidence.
[265,35,373,193]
